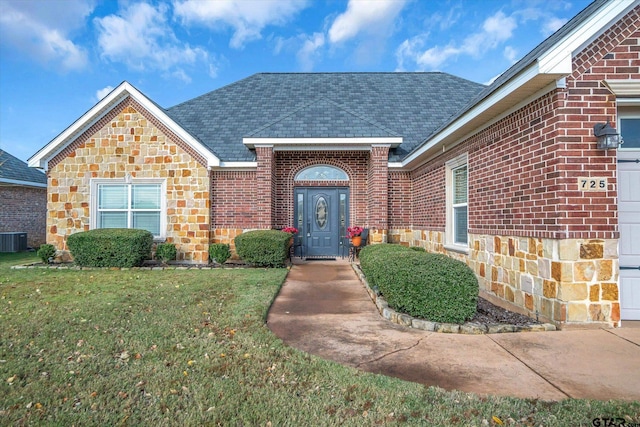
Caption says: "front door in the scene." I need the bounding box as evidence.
[619,109,640,320]
[294,188,348,258]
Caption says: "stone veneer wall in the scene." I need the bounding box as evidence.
[389,229,620,328]
[46,102,210,263]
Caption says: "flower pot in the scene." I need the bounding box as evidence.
[351,236,362,247]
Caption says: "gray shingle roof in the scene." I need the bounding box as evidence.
[246,97,401,139]
[166,73,485,162]
[0,150,47,185]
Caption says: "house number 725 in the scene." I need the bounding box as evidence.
[578,177,607,192]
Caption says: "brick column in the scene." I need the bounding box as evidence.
[255,145,274,229]
[368,145,389,237]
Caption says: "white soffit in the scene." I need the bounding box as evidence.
[604,79,640,96]
[28,82,220,170]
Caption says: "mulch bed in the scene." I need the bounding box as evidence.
[472,297,540,326]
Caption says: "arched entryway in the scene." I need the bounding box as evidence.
[293,165,349,258]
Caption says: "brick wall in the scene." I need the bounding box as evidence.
[273,150,370,228]
[0,186,47,248]
[47,100,210,263]
[394,7,640,327]
[388,170,411,228]
[368,145,389,230]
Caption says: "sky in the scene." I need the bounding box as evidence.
[0,0,593,163]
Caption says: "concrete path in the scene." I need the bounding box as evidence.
[267,260,640,401]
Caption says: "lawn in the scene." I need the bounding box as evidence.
[1,252,638,426]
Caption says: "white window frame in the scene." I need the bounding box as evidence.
[445,154,469,253]
[618,104,640,153]
[90,178,167,240]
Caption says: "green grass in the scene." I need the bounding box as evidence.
[1,252,638,426]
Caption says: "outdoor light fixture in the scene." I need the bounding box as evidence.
[593,122,621,149]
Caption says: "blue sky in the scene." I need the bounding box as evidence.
[0,0,592,162]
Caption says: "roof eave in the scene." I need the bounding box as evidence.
[28,82,220,170]
[243,137,402,150]
[0,178,47,188]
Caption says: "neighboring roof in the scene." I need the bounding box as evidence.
[167,73,485,162]
[0,149,47,187]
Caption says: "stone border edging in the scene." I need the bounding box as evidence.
[351,263,556,334]
[11,263,231,271]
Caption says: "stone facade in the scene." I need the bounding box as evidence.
[0,186,47,248]
[46,101,210,263]
[388,230,619,328]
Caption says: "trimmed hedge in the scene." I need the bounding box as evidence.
[156,243,177,264]
[209,243,231,265]
[37,244,56,264]
[67,228,153,268]
[359,244,478,324]
[234,230,290,267]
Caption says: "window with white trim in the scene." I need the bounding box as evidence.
[446,155,468,248]
[91,180,166,238]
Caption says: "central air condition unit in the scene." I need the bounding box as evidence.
[0,232,28,252]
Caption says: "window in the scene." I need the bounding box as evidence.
[295,165,348,181]
[446,155,468,249]
[92,180,165,238]
[619,108,640,149]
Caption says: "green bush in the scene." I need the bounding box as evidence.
[37,244,56,264]
[359,244,478,324]
[234,230,290,267]
[67,228,153,268]
[156,243,177,264]
[209,243,231,265]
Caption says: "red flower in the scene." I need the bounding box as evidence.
[346,226,363,238]
[283,226,298,234]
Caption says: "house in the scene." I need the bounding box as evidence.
[29,0,639,328]
[0,149,47,249]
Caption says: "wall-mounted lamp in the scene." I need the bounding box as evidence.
[593,122,621,150]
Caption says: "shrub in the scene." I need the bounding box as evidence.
[209,243,231,265]
[359,244,478,324]
[37,244,56,264]
[67,228,153,268]
[234,230,290,267]
[156,243,177,264]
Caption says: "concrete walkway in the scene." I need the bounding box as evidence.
[267,259,640,401]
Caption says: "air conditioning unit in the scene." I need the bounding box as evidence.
[0,232,28,252]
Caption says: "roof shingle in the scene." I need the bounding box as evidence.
[0,150,47,185]
[166,72,485,162]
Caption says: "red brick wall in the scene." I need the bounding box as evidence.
[256,146,275,228]
[210,170,257,228]
[408,6,639,241]
[0,186,47,248]
[368,146,389,229]
[388,170,411,228]
[273,151,369,228]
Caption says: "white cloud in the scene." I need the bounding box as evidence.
[396,10,517,71]
[96,86,114,101]
[328,0,407,44]
[297,33,325,71]
[95,2,211,79]
[0,0,92,71]
[542,17,567,37]
[173,0,308,49]
[503,46,518,64]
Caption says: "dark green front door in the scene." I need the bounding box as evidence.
[294,188,348,257]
